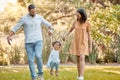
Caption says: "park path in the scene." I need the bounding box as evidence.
[0,63,120,68]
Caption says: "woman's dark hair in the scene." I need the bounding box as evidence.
[77,8,87,23]
[52,41,61,47]
[28,4,36,10]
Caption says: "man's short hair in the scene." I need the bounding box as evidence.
[28,4,36,10]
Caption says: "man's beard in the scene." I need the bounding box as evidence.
[30,14,35,17]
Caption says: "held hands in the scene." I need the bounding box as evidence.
[7,36,12,45]
[62,32,70,41]
[48,29,53,36]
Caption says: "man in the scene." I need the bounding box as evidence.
[7,4,53,80]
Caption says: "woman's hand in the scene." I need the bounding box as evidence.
[62,32,70,41]
[62,35,65,41]
[89,47,92,54]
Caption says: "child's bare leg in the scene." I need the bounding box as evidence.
[55,63,59,76]
[55,70,58,76]
[50,68,53,75]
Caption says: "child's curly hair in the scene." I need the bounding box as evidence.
[52,41,61,47]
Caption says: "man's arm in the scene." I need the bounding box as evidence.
[7,17,24,45]
[7,31,15,45]
[41,17,54,36]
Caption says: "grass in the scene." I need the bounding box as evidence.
[0,65,120,80]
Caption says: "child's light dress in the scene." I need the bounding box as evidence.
[47,49,60,70]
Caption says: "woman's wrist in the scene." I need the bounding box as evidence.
[64,32,70,37]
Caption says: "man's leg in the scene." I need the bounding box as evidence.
[25,43,36,79]
[34,41,43,76]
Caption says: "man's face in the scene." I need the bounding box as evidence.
[29,8,36,17]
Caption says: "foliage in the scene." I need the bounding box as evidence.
[89,5,120,63]
[117,36,120,63]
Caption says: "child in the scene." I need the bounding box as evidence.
[62,8,92,80]
[47,40,61,76]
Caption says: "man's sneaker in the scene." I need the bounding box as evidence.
[38,76,44,80]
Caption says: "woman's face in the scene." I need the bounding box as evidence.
[75,12,81,19]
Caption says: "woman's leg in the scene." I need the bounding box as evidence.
[77,56,80,76]
[77,54,85,79]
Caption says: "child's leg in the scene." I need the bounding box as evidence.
[77,55,85,79]
[55,63,59,76]
[50,62,54,75]
[50,68,53,75]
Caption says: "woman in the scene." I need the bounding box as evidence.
[62,8,92,80]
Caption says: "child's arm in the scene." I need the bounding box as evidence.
[50,36,53,50]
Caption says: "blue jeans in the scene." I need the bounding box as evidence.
[25,41,43,79]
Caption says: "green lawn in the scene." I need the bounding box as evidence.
[0,65,120,80]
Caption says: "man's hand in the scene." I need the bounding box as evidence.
[48,30,53,36]
[7,36,12,45]
[7,31,15,45]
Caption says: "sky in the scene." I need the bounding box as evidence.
[0,0,17,11]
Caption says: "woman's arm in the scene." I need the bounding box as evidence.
[87,22,92,53]
[88,31,92,53]
[62,21,75,41]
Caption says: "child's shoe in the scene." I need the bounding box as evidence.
[50,70,53,75]
[55,71,58,76]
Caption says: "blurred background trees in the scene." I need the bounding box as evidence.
[0,0,120,65]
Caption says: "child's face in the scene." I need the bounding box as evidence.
[53,43,60,50]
